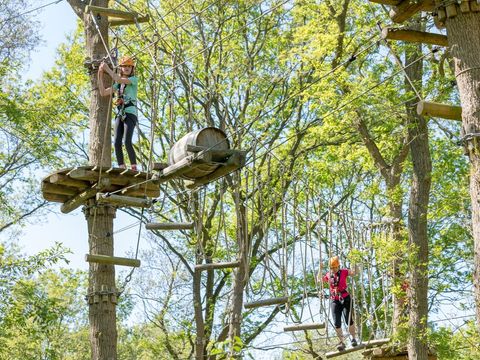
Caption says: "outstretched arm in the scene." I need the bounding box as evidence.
[101,63,131,85]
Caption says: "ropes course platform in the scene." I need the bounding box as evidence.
[362,343,437,359]
[41,166,160,214]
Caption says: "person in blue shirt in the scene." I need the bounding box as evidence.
[98,56,139,171]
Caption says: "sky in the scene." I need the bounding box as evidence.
[19,0,143,271]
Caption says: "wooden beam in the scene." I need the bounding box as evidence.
[155,153,213,182]
[68,168,158,191]
[96,193,152,208]
[61,178,110,214]
[86,254,140,267]
[42,182,78,196]
[86,5,141,20]
[381,27,448,46]
[417,101,462,120]
[43,192,70,203]
[325,338,390,358]
[390,0,435,23]
[184,151,246,189]
[108,16,149,26]
[195,261,241,271]
[283,323,326,332]
[369,0,401,5]
[244,296,289,309]
[146,222,195,230]
[49,173,89,188]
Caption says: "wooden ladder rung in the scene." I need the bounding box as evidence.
[283,323,325,332]
[195,261,241,271]
[86,254,141,267]
[417,101,462,121]
[96,193,152,208]
[244,296,289,309]
[146,222,194,230]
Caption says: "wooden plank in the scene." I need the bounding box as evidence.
[146,222,195,230]
[244,296,289,309]
[43,192,70,203]
[42,182,78,196]
[155,153,213,182]
[326,338,390,359]
[96,193,152,208]
[369,0,401,4]
[390,0,435,23]
[109,16,149,26]
[49,173,90,188]
[283,323,326,332]
[417,101,462,120]
[86,254,140,267]
[381,27,448,46]
[184,151,246,189]
[195,261,241,271]
[61,178,110,214]
[86,5,141,20]
[68,168,158,191]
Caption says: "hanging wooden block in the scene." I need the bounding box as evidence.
[381,27,448,47]
[460,0,471,12]
[283,323,325,332]
[417,101,462,121]
[86,254,141,267]
[195,261,241,271]
[471,1,480,12]
[389,0,435,23]
[145,222,195,230]
[445,3,458,17]
[244,296,289,309]
[96,193,152,208]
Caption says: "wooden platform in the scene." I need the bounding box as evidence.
[41,166,160,214]
[362,344,437,359]
[326,338,390,359]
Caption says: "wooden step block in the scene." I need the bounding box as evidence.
[146,222,194,230]
[284,323,325,332]
[86,254,141,267]
[417,101,462,121]
[381,27,448,46]
[96,193,152,208]
[244,296,289,309]
[195,261,241,271]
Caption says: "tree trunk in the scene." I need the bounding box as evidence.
[67,1,117,359]
[445,11,480,334]
[228,181,248,358]
[405,21,431,360]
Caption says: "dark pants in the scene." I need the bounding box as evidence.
[114,112,137,166]
[331,295,354,328]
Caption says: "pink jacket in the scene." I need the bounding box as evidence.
[322,269,350,300]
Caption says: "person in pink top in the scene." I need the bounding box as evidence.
[318,255,358,351]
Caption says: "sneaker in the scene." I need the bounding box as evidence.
[337,342,346,351]
[351,338,358,347]
[131,164,138,171]
[119,164,126,169]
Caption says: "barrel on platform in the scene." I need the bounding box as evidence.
[168,127,230,179]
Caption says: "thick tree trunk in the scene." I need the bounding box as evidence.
[405,21,431,360]
[445,11,480,333]
[68,1,117,359]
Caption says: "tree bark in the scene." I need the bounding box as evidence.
[67,1,117,359]
[445,11,480,334]
[405,20,431,360]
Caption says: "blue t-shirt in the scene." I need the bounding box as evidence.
[113,76,138,116]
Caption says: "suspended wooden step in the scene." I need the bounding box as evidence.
[195,261,241,271]
[96,193,152,208]
[326,338,390,359]
[416,101,462,121]
[85,5,149,26]
[145,222,195,231]
[283,322,325,332]
[389,0,435,23]
[86,254,141,267]
[381,27,448,47]
[244,296,289,309]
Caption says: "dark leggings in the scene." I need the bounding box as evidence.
[114,112,137,166]
[331,295,354,328]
